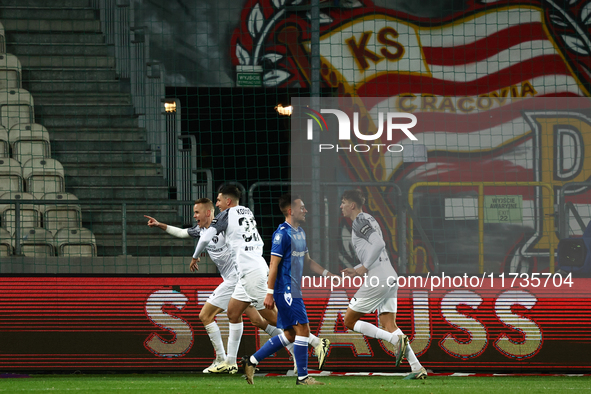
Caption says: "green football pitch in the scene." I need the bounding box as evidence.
[1,374,590,393]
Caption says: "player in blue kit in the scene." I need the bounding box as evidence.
[242,194,333,385]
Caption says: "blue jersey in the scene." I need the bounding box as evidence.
[271,222,307,297]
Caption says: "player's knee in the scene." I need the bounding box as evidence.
[227,310,242,323]
[199,310,214,325]
[343,315,357,331]
[283,330,296,343]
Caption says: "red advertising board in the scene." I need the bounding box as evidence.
[0,276,590,371]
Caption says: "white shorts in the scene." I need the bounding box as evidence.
[231,270,267,310]
[349,295,397,315]
[349,276,398,314]
[206,277,237,311]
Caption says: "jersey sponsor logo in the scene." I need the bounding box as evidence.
[292,250,306,257]
[273,233,283,245]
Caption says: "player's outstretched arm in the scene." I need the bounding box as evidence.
[305,254,336,277]
[145,215,191,239]
[145,215,166,230]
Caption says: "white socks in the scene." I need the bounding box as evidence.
[353,320,399,344]
[352,321,422,371]
[308,333,321,348]
[204,322,226,361]
[264,324,283,338]
[264,326,320,351]
[227,322,243,365]
[394,328,422,371]
[283,333,322,356]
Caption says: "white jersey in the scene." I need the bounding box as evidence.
[351,212,397,277]
[210,205,268,276]
[187,224,236,281]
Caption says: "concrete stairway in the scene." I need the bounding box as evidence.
[3,0,195,257]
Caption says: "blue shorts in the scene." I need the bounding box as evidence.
[274,293,309,330]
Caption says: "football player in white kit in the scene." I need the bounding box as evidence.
[340,189,427,380]
[145,198,283,373]
[192,185,327,373]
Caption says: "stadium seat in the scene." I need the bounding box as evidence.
[0,89,34,131]
[54,227,97,257]
[0,227,12,256]
[42,192,82,234]
[0,191,43,236]
[18,227,56,257]
[0,54,22,89]
[0,22,5,53]
[22,158,64,198]
[9,123,51,164]
[0,158,23,193]
[0,126,9,158]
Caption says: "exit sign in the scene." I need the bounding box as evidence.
[236,65,262,87]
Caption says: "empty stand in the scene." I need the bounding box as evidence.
[0,89,34,131]
[0,191,42,235]
[22,157,64,198]
[0,157,23,193]
[0,21,4,54]
[0,227,12,256]
[0,125,8,158]
[2,3,188,261]
[19,227,55,257]
[9,123,51,164]
[54,227,97,257]
[42,192,81,234]
[0,54,21,89]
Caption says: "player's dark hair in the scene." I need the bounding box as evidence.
[342,189,365,208]
[218,184,241,202]
[278,193,301,216]
[194,197,214,209]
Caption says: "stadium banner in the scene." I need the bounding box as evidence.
[291,96,591,276]
[1,276,590,371]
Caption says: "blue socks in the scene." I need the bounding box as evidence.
[251,333,290,364]
[250,333,310,380]
[294,335,309,379]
